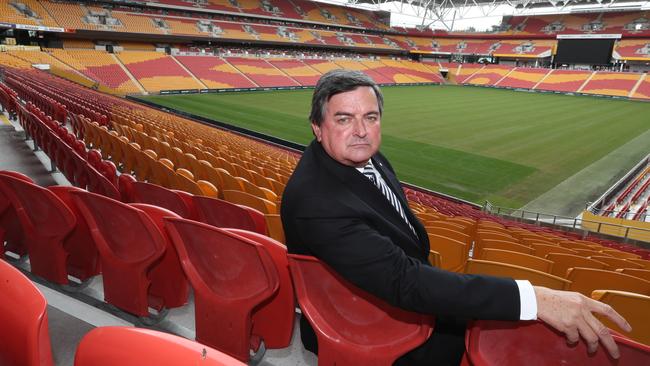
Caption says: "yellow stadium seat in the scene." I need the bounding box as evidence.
[530,243,577,258]
[591,290,650,345]
[264,214,285,244]
[589,256,645,270]
[475,239,533,257]
[464,259,570,290]
[545,253,609,278]
[617,268,650,282]
[566,268,650,297]
[481,248,554,274]
[427,234,467,272]
[223,190,277,215]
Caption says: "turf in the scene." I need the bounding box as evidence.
[140,85,650,211]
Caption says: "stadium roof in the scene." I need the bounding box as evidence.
[320,0,649,31]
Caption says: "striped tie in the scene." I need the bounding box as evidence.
[363,162,417,236]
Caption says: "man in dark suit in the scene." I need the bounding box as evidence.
[281,69,630,365]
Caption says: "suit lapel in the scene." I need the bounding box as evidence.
[312,141,423,251]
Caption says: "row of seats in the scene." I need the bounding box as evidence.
[503,11,650,37]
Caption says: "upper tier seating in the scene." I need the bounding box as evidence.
[504,11,650,37]
[0,0,60,27]
[613,39,650,61]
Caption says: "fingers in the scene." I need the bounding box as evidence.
[582,309,620,359]
[589,300,632,333]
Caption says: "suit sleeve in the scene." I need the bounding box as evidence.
[291,202,520,320]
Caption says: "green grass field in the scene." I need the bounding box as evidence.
[140,85,650,213]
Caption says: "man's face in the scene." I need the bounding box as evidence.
[312,86,381,168]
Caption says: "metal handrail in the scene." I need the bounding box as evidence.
[484,202,650,244]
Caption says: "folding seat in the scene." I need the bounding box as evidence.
[223,189,277,215]
[572,248,605,258]
[465,259,570,290]
[117,173,137,202]
[236,177,278,202]
[600,249,642,260]
[428,220,471,235]
[463,320,650,366]
[216,168,245,191]
[427,233,467,272]
[163,218,279,362]
[74,326,245,366]
[475,239,533,258]
[530,243,577,258]
[566,268,650,297]
[264,214,285,243]
[197,180,219,198]
[0,171,33,259]
[131,149,157,183]
[480,248,553,273]
[426,226,472,246]
[192,195,266,235]
[545,253,609,278]
[224,228,295,348]
[150,158,176,188]
[130,181,197,219]
[476,229,517,243]
[86,163,121,201]
[0,175,85,284]
[617,268,650,282]
[288,254,433,366]
[71,191,189,317]
[0,260,54,366]
[557,240,598,251]
[174,168,203,195]
[591,290,650,345]
[625,258,650,270]
[589,256,645,270]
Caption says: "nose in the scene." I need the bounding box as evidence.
[353,118,367,137]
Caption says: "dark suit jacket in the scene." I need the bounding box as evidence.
[281,140,521,353]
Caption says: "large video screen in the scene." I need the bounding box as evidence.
[555,39,615,65]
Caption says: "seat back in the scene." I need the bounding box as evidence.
[545,253,609,278]
[0,260,53,366]
[590,256,645,270]
[481,248,553,273]
[465,259,570,290]
[224,228,294,348]
[74,327,245,366]
[566,267,650,297]
[163,217,279,362]
[131,181,194,218]
[476,239,532,257]
[0,171,34,258]
[428,233,467,272]
[264,214,285,243]
[530,243,577,258]
[591,290,650,345]
[192,195,263,234]
[223,189,277,214]
[0,174,76,284]
[465,320,650,366]
[71,190,167,316]
[617,268,650,282]
[287,254,433,366]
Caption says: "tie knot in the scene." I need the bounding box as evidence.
[362,162,377,185]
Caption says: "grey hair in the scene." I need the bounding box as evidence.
[309,69,383,126]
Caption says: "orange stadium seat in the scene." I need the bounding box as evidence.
[566,267,650,297]
[545,253,610,278]
[591,290,650,345]
[480,248,554,273]
[465,259,570,289]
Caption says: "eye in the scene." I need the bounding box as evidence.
[366,115,378,123]
[337,117,350,124]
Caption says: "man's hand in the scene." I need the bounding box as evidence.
[534,286,632,359]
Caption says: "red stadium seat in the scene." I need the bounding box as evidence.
[0,170,33,259]
[130,181,197,219]
[0,260,54,366]
[192,195,266,234]
[71,191,188,317]
[223,228,294,348]
[287,254,433,366]
[163,217,279,362]
[0,174,78,284]
[74,326,245,366]
[463,320,650,365]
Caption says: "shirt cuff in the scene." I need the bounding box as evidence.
[515,280,538,320]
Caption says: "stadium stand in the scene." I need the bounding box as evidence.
[497,67,551,89]
[116,51,203,92]
[581,72,644,97]
[226,57,299,87]
[266,59,321,86]
[613,39,650,61]
[632,74,650,100]
[175,55,257,88]
[456,63,486,84]
[464,64,513,86]
[534,69,593,93]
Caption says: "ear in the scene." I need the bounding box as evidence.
[311,122,322,142]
